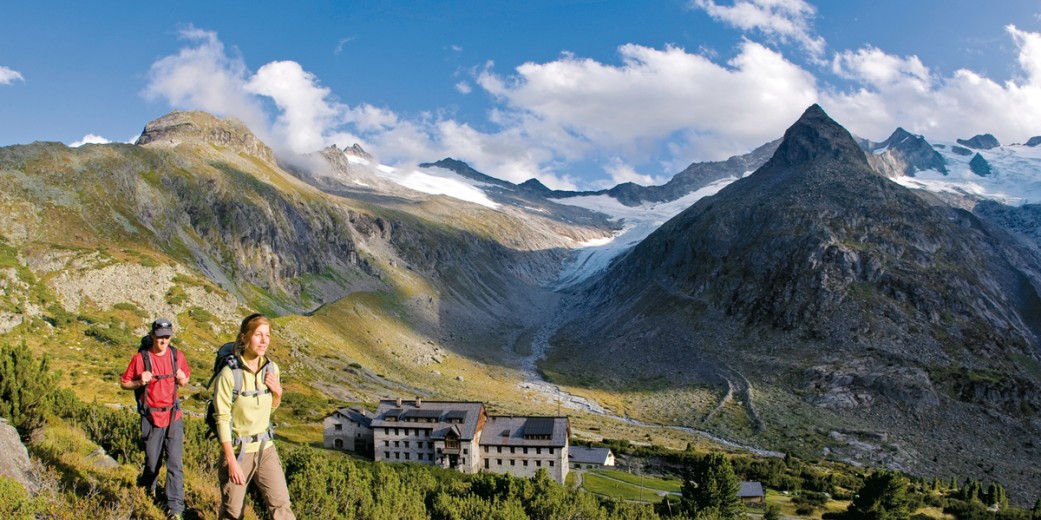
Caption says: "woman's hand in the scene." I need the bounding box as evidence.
[264,370,282,398]
[227,457,245,485]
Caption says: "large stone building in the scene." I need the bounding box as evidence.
[327,398,570,483]
[322,405,374,455]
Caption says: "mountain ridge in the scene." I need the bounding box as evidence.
[546,104,1041,502]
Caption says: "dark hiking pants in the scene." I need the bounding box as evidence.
[138,416,185,515]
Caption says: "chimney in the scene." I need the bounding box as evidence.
[416,397,422,407]
[396,397,402,407]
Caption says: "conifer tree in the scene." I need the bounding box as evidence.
[0,342,57,441]
[845,470,911,520]
[679,452,743,519]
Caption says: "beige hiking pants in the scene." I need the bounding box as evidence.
[218,444,295,520]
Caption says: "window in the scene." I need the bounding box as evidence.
[384,451,390,458]
[536,447,541,455]
[384,428,389,435]
[394,428,399,435]
[484,459,489,469]
[463,448,468,455]
[395,452,400,459]
[334,424,342,431]
[523,460,528,467]
[549,461,554,467]
[523,447,528,455]
[497,459,502,465]
[384,441,389,447]
[497,446,502,453]
[549,448,554,454]
[334,439,343,448]
[394,441,399,447]
[536,460,541,467]
[510,447,515,454]
[510,460,515,466]
[405,453,410,460]
[404,441,410,448]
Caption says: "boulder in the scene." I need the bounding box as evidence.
[0,418,37,494]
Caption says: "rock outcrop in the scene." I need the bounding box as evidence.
[861,127,948,177]
[136,110,276,163]
[0,419,36,494]
[957,133,1001,150]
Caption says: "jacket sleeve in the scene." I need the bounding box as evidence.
[213,367,235,444]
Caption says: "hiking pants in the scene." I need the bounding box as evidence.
[219,444,295,520]
[138,416,185,515]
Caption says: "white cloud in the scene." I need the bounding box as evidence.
[692,0,826,59]
[0,65,24,85]
[478,41,817,163]
[245,60,343,154]
[142,26,269,139]
[605,158,669,187]
[140,22,1041,192]
[822,25,1041,144]
[69,134,110,147]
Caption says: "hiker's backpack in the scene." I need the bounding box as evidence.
[203,342,275,441]
[134,335,181,418]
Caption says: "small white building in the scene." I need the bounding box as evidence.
[568,446,615,469]
[323,406,374,454]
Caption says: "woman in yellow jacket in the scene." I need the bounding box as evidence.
[213,313,296,519]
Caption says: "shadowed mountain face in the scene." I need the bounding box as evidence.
[549,105,1041,501]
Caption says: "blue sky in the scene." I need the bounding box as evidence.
[2,1,1040,190]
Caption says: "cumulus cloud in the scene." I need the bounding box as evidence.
[70,134,111,147]
[692,0,826,59]
[0,65,24,85]
[822,24,1041,144]
[142,26,269,138]
[141,21,1041,192]
[245,60,343,154]
[478,41,817,164]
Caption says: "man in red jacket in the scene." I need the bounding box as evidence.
[120,318,190,519]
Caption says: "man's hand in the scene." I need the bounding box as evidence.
[175,369,188,386]
[140,371,153,386]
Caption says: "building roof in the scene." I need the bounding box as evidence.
[329,406,374,427]
[568,446,613,465]
[481,416,569,448]
[370,399,486,441]
[737,481,765,498]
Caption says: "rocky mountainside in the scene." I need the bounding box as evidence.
[0,111,611,361]
[859,127,949,177]
[547,105,1041,502]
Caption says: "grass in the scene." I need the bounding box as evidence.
[589,468,682,493]
[581,471,666,503]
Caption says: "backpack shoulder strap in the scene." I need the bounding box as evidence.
[232,363,244,402]
[140,348,152,374]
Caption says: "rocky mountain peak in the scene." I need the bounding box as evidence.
[957,133,1000,150]
[862,127,949,177]
[764,104,869,171]
[135,110,275,163]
